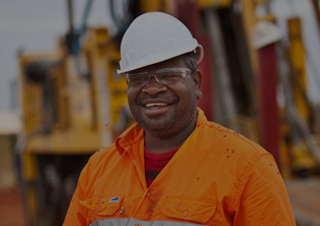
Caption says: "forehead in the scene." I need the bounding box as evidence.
[129,55,187,73]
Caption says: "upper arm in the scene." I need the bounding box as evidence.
[234,154,296,226]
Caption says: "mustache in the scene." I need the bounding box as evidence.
[137,93,178,104]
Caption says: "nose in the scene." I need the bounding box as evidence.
[142,74,167,95]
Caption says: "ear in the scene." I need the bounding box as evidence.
[193,70,203,99]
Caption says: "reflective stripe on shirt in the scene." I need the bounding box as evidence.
[90,218,201,226]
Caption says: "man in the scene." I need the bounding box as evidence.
[64,12,295,226]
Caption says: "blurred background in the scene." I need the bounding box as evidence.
[1,0,320,225]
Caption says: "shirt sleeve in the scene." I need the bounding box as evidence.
[234,154,296,226]
[63,164,88,226]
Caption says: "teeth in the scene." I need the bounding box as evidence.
[145,103,168,107]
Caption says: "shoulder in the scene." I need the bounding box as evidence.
[76,144,120,188]
[198,120,269,158]
[199,123,287,211]
[86,143,120,173]
[195,109,268,159]
[195,120,277,187]
[86,123,143,170]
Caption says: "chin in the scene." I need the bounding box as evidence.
[143,119,193,139]
[141,120,175,134]
[145,128,179,139]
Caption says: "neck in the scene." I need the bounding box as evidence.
[144,115,197,153]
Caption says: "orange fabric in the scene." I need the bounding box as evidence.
[63,108,296,226]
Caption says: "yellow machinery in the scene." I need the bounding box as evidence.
[288,18,309,120]
[286,18,317,174]
[18,27,133,226]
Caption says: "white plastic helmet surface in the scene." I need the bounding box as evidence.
[117,12,203,74]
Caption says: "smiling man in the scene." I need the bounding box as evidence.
[64,12,295,226]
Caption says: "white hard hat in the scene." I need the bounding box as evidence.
[117,12,203,74]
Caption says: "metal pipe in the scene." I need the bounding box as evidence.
[71,0,93,78]
[311,0,320,38]
[203,8,237,123]
[79,0,93,35]
[277,44,320,166]
[67,0,74,33]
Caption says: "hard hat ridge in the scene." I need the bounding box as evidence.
[117,12,203,74]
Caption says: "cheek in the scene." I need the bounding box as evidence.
[175,83,197,101]
[127,90,135,107]
[127,87,140,111]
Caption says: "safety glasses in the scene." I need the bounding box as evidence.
[124,68,193,87]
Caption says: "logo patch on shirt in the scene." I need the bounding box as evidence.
[109,197,120,203]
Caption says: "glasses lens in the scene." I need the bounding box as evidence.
[127,68,191,87]
[127,72,149,86]
[156,68,190,85]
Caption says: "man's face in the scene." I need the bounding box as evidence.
[127,55,202,138]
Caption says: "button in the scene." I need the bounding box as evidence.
[136,223,141,226]
[183,211,188,216]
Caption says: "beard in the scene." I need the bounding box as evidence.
[129,91,198,138]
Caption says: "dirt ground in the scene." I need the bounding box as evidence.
[286,179,320,226]
[0,188,26,226]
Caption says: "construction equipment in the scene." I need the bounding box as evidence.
[17,26,133,225]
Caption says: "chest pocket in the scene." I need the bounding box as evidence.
[160,196,218,224]
[80,195,124,217]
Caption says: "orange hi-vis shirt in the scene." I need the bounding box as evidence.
[64,108,296,226]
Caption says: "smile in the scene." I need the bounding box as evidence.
[142,102,172,117]
[145,103,168,107]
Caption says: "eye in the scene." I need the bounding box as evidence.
[158,72,181,80]
[129,73,148,83]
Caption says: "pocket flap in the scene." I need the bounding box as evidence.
[80,195,124,216]
[161,196,217,224]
